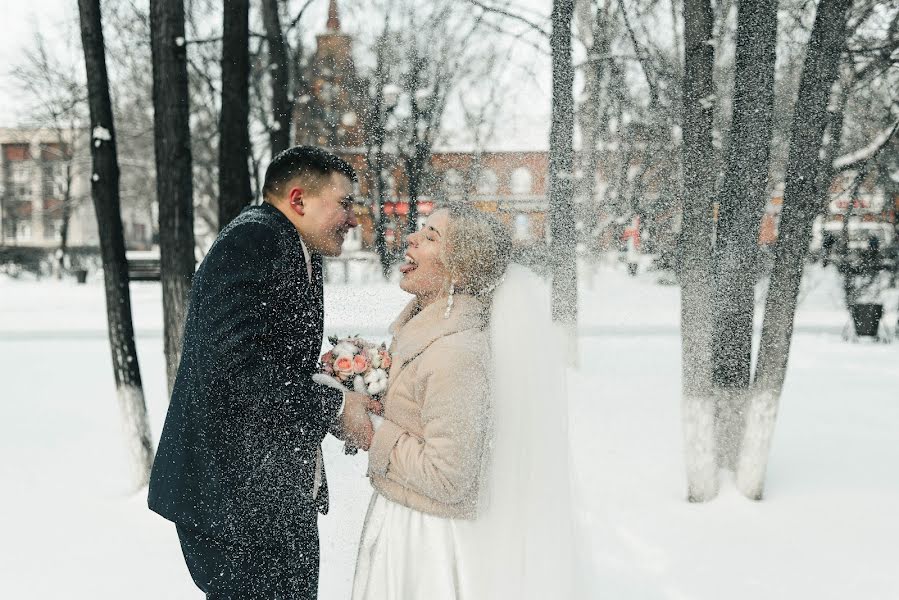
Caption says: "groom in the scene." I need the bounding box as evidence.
[148,146,378,598]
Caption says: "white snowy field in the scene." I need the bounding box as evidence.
[1,263,898,599]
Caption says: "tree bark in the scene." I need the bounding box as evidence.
[405,147,425,237]
[549,0,578,359]
[370,142,392,277]
[402,54,442,239]
[404,54,425,239]
[77,0,154,490]
[363,33,394,278]
[711,0,778,470]
[738,0,854,500]
[57,159,74,277]
[218,0,253,230]
[679,0,718,502]
[577,3,611,261]
[262,0,292,156]
[150,0,195,393]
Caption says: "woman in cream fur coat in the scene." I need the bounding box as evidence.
[351,204,512,600]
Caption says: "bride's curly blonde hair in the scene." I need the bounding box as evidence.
[440,204,512,301]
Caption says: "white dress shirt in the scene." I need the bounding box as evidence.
[298,237,344,500]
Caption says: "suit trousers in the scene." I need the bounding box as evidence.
[176,523,320,599]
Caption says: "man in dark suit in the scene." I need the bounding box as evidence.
[148,147,378,598]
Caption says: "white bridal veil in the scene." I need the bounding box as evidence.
[464,263,579,599]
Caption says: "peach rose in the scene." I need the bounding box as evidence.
[334,356,354,379]
[353,353,369,374]
[379,350,391,369]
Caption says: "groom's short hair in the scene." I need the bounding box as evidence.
[263,146,357,199]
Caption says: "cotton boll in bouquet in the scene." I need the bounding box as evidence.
[314,336,390,444]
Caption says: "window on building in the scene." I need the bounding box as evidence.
[16,221,32,241]
[443,169,463,200]
[510,167,533,195]
[43,162,67,199]
[477,169,498,195]
[513,213,530,241]
[9,162,33,198]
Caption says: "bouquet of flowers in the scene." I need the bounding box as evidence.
[318,336,391,396]
[315,336,390,454]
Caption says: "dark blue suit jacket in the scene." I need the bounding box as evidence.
[148,202,343,548]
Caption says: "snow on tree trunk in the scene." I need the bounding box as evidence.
[679,0,718,501]
[262,0,292,157]
[150,0,195,394]
[117,383,155,488]
[711,0,777,471]
[549,0,578,364]
[78,0,154,490]
[739,0,854,501]
[682,393,719,501]
[218,0,253,230]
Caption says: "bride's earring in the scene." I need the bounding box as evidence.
[444,280,455,319]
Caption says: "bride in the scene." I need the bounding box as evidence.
[351,205,576,599]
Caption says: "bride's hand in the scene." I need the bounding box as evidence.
[368,398,384,416]
[341,391,375,450]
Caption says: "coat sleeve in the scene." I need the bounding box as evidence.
[199,220,343,429]
[368,338,489,505]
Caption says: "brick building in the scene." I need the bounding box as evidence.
[294,2,580,253]
[0,128,154,250]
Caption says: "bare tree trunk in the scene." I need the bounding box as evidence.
[405,147,426,237]
[78,0,154,490]
[738,0,854,501]
[679,0,718,502]
[150,0,195,394]
[402,57,441,240]
[262,0,292,156]
[363,33,394,278]
[404,53,426,239]
[371,145,392,277]
[218,0,253,230]
[711,0,777,470]
[549,0,577,360]
[577,3,611,263]
[57,160,74,278]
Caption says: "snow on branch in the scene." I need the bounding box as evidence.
[833,119,899,172]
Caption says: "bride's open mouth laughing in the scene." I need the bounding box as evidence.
[399,254,418,275]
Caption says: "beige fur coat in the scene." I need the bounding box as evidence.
[368,294,491,519]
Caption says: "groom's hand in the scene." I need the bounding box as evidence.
[340,391,375,450]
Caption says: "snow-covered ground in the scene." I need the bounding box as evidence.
[1,263,897,599]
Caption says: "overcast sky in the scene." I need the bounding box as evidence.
[0,1,79,127]
[0,0,555,150]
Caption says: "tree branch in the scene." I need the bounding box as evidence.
[462,0,550,39]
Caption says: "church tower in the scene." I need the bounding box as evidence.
[294,0,365,149]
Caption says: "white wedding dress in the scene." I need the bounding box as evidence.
[350,264,577,600]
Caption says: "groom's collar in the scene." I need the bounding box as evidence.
[258,201,317,261]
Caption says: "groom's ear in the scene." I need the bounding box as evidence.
[288,187,306,215]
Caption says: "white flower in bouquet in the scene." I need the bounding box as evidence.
[368,347,382,369]
[364,368,388,395]
[333,341,358,360]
